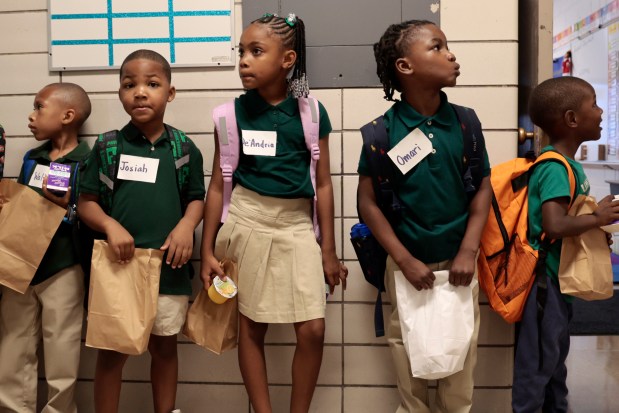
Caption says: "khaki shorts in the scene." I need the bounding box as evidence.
[151,294,189,336]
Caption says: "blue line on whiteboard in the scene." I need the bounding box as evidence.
[50,11,231,20]
[51,37,231,46]
[168,0,175,63]
[107,0,113,66]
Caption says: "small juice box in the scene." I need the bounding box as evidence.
[47,162,71,192]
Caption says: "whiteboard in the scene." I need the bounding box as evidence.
[48,0,235,71]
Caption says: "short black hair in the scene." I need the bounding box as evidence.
[44,82,92,128]
[528,76,593,133]
[374,20,436,101]
[119,49,171,83]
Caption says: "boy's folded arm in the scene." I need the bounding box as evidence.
[161,199,204,268]
[460,176,492,254]
[451,176,493,285]
[357,175,434,290]
[41,178,72,209]
[543,194,619,239]
[78,193,134,262]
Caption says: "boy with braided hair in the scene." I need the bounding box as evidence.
[357,21,492,412]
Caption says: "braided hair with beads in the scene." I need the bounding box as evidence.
[252,13,309,98]
[374,20,436,101]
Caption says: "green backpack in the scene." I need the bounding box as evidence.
[95,124,192,213]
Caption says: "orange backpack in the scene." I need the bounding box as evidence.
[477,151,576,323]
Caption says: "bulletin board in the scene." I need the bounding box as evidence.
[48,0,235,71]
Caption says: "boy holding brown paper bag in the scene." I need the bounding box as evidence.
[0,83,92,413]
[512,76,619,412]
[78,50,205,413]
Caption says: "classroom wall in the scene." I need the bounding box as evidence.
[0,0,519,412]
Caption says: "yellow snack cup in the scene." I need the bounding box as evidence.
[208,275,238,304]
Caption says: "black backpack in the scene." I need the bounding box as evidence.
[350,103,485,337]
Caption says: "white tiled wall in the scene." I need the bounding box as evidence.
[1,0,519,412]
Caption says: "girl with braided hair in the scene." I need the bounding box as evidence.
[201,12,347,413]
[357,20,492,412]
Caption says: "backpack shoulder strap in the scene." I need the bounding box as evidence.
[213,100,240,223]
[20,149,36,184]
[95,130,120,214]
[164,124,191,208]
[299,95,321,240]
[532,151,578,208]
[359,116,402,221]
[451,103,485,200]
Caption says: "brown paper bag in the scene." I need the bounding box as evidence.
[0,180,66,293]
[558,195,613,300]
[183,259,238,355]
[85,240,163,355]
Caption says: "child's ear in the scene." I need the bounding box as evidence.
[61,108,76,125]
[282,49,297,70]
[167,86,176,103]
[396,57,414,75]
[564,109,578,128]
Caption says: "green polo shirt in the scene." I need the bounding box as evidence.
[233,89,332,198]
[528,146,589,287]
[80,123,205,295]
[358,92,490,263]
[18,140,91,285]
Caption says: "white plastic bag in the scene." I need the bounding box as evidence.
[395,270,476,380]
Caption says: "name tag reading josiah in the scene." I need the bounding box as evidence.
[116,154,159,183]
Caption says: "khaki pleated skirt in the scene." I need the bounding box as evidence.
[214,185,326,323]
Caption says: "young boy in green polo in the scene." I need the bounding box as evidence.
[0,82,91,413]
[357,21,492,412]
[78,49,205,413]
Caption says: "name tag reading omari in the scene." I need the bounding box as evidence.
[27,164,49,188]
[117,154,159,183]
[241,130,277,156]
[387,128,433,175]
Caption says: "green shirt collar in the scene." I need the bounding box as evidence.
[28,140,91,162]
[243,89,298,117]
[396,91,454,129]
[122,122,169,145]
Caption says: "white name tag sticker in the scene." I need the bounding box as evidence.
[116,154,159,183]
[241,130,277,156]
[387,129,433,175]
[27,164,49,188]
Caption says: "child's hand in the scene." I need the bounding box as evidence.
[41,176,71,209]
[322,251,347,294]
[593,195,619,226]
[160,219,194,269]
[400,256,435,290]
[106,221,135,264]
[449,249,476,286]
[200,255,224,291]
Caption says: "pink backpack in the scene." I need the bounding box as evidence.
[212,96,321,239]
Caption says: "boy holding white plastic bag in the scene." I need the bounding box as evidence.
[356,21,492,413]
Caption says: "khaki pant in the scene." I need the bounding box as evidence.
[385,256,480,413]
[0,265,84,413]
